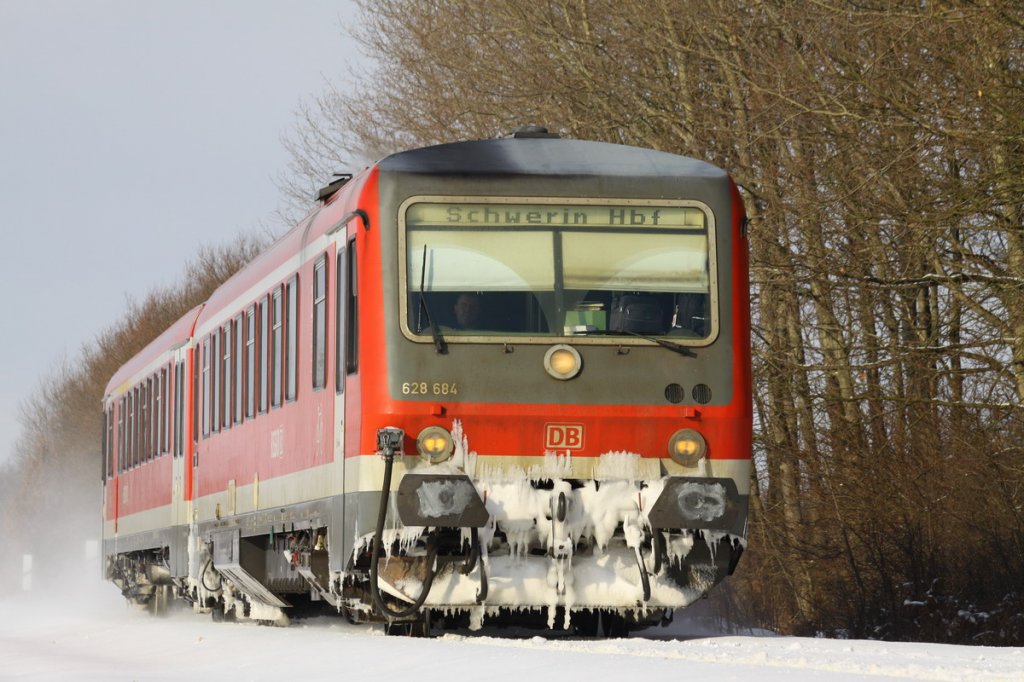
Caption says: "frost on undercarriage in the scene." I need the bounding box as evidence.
[353,421,746,631]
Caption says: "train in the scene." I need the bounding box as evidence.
[101,127,751,636]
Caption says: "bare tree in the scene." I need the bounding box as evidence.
[0,233,266,593]
[277,0,1024,642]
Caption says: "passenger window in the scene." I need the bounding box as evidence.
[245,306,256,418]
[152,374,160,458]
[336,248,346,393]
[119,395,126,471]
[202,337,211,438]
[118,397,125,472]
[174,361,183,457]
[222,324,231,430]
[234,314,243,424]
[272,287,283,408]
[286,275,298,401]
[312,255,327,390]
[130,387,138,467]
[212,332,221,432]
[140,380,149,462]
[102,407,110,478]
[346,240,358,374]
[162,365,170,454]
[260,296,270,413]
[192,346,200,449]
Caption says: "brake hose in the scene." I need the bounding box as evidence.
[369,447,439,620]
[201,558,223,591]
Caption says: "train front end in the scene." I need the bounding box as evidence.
[354,134,751,630]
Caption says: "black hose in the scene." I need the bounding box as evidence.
[201,558,222,591]
[369,450,439,620]
[651,530,665,574]
[476,550,488,604]
[633,545,651,602]
[458,527,488,603]
[461,527,479,575]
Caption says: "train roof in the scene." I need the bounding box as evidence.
[106,135,730,399]
[378,136,727,180]
[104,304,204,399]
[194,136,726,332]
[191,166,375,337]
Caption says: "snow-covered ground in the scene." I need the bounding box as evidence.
[1,583,1022,681]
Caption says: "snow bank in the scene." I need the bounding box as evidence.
[1,583,1022,681]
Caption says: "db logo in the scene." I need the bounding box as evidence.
[545,423,585,451]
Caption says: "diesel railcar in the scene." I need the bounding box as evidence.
[101,128,751,634]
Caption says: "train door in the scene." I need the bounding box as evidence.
[171,350,188,527]
[332,237,353,565]
[102,399,118,539]
[337,237,356,458]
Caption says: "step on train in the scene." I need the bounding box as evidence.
[101,127,752,635]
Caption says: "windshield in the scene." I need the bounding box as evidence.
[402,199,715,341]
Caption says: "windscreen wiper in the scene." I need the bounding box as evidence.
[577,328,696,357]
[417,245,448,354]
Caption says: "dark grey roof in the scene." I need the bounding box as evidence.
[378,137,725,179]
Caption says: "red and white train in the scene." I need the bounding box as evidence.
[102,128,751,635]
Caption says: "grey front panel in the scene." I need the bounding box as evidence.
[376,162,738,408]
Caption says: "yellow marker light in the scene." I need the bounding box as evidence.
[550,350,576,374]
[544,344,582,380]
[668,428,707,467]
[416,426,454,463]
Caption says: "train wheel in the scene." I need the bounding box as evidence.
[572,610,600,637]
[384,611,431,637]
[600,611,630,638]
[150,585,171,616]
[408,615,431,638]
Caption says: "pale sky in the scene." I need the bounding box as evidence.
[0,0,361,467]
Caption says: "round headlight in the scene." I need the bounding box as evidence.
[544,344,582,380]
[416,426,454,463]
[668,428,707,466]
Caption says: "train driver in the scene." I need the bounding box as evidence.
[452,292,484,330]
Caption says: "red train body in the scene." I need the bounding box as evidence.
[102,131,751,633]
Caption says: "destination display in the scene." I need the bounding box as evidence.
[405,202,706,229]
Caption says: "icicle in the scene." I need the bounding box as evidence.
[468,605,485,631]
[450,419,478,477]
[529,451,572,480]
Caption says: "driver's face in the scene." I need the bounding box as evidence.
[454,294,482,327]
